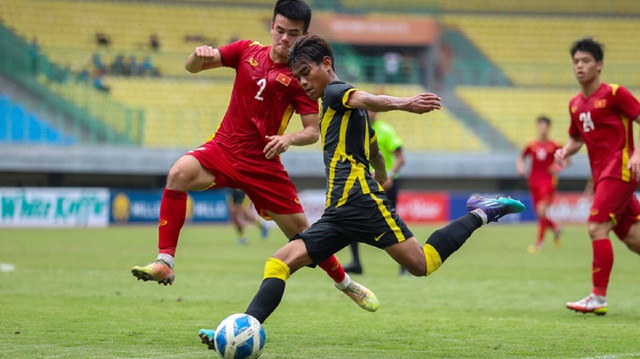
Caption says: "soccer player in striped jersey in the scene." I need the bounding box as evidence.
[556,38,640,315]
[517,116,564,253]
[131,0,377,313]
[198,35,524,345]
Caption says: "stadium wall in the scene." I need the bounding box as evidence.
[0,187,595,228]
[0,145,591,191]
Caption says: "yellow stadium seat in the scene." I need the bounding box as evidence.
[441,15,640,87]
[0,0,273,77]
[340,0,640,16]
[456,86,611,150]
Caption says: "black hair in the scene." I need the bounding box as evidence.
[273,0,312,33]
[570,37,604,62]
[288,35,335,70]
[537,116,551,126]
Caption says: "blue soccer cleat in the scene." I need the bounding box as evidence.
[466,195,525,223]
[198,328,216,350]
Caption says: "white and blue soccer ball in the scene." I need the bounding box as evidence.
[214,313,266,359]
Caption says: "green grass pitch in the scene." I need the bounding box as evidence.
[1,224,640,358]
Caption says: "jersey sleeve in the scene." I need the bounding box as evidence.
[218,39,254,69]
[325,82,356,110]
[520,143,532,159]
[369,121,377,144]
[568,100,581,138]
[612,85,640,121]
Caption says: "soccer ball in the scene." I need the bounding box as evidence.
[214,313,266,359]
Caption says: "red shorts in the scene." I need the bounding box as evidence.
[187,140,303,219]
[528,180,556,207]
[590,178,640,239]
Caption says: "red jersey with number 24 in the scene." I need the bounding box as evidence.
[568,83,640,185]
[521,140,561,186]
[213,39,319,158]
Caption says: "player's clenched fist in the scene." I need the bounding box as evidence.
[194,45,216,63]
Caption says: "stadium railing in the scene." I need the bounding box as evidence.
[0,23,145,146]
[311,0,640,16]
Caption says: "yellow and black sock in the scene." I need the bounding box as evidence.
[245,257,290,323]
[424,213,482,276]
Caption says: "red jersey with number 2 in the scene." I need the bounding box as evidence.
[521,140,561,187]
[568,83,640,185]
[214,39,319,158]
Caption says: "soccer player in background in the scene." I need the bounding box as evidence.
[516,116,564,254]
[198,36,524,345]
[228,189,269,245]
[555,38,640,315]
[344,108,406,275]
[131,0,378,312]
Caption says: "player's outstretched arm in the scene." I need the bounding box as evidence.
[185,45,223,73]
[345,91,441,114]
[628,115,640,180]
[264,113,319,159]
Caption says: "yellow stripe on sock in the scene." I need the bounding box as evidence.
[263,257,291,281]
[423,244,443,276]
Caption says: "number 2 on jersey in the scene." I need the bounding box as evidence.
[255,78,266,101]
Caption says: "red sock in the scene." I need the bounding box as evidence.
[536,218,547,244]
[592,238,614,297]
[318,255,347,283]
[158,189,188,257]
[545,217,558,232]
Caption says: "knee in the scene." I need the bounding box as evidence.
[588,223,609,240]
[167,161,196,190]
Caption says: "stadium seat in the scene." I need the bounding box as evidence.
[340,0,640,16]
[0,95,75,145]
[456,86,584,149]
[0,0,273,78]
[441,15,640,87]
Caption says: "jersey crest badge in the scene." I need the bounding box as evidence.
[595,99,606,108]
[248,58,259,67]
[570,105,578,113]
[276,73,291,86]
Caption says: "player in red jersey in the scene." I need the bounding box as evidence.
[517,116,564,253]
[555,38,640,315]
[131,0,378,312]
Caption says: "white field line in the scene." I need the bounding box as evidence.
[574,353,640,359]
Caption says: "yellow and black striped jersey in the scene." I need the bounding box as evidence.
[320,81,384,209]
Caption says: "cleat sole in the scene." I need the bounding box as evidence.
[131,267,175,285]
[198,332,216,350]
